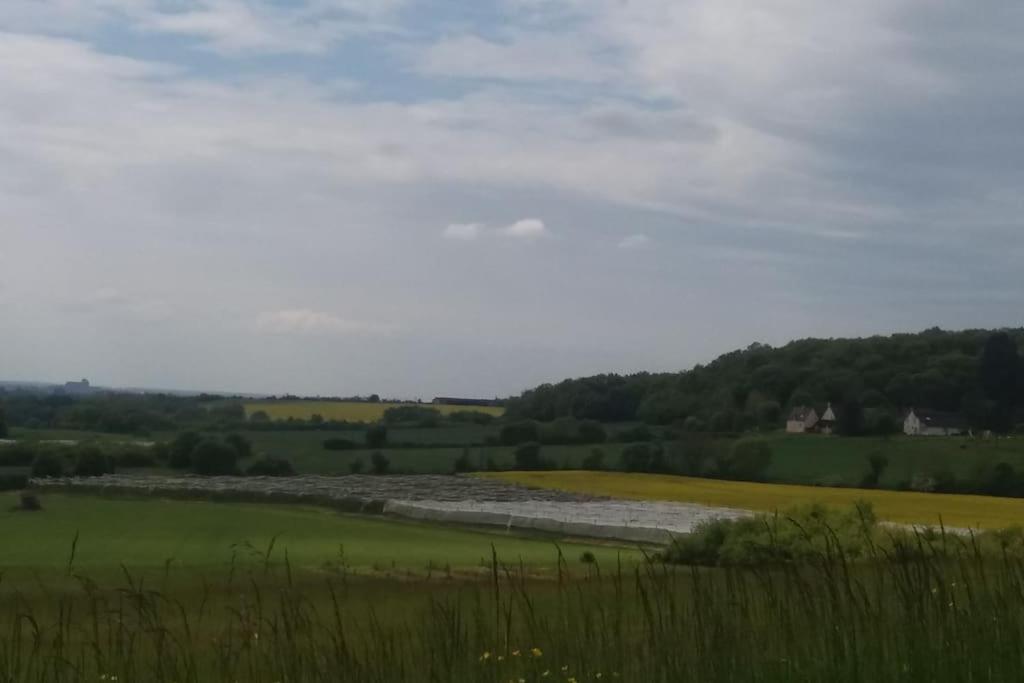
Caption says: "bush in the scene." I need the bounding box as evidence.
[72,447,116,477]
[581,448,605,471]
[663,502,879,566]
[349,459,365,474]
[681,416,706,432]
[112,447,157,468]
[191,440,238,476]
[612,425,652,443]
[500,421,541,446]
[860,453,889,489]
[370,452,390,475]
[169,432,202,469]
[225,433,253,459]
[15,492,41,511]
[0,473,30,491]
[621,442,666,473]
[578,420,607,444]
[382,406,442,425]
[453,450,474,473]
[246,457,296,477]
[366,425,388,449]
[448,411,495,425]
[513,442,544,470]
[714,438,772,481]
[323,438,358,451]
[0,444,37,467]
[30,453,65,479]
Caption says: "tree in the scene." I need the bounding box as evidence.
[72,447,116,477]
[513,442,544,470]
[715,439,772,481]
[860,453,889,488]
[225,433,253,459]
[581,448,605,470]
[500,421,541,446]
[577,420,607,444]
[370,451,390,475]
[31,452,64,478]
[169,431,203,469]
[621,443,667,473]
[980,332,1019,432]
[246,457,296,476]
[365,424,388,449]
[837,398,866,437]
[249,410,271,423]
[0,402,7,439]
[191,439,238,475]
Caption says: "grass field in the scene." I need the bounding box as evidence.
[244,400,504,422]
[0,493,632,573]
[485,470,1024,529]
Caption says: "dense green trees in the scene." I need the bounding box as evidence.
[0,402,7,439]
[507,328,1024,433]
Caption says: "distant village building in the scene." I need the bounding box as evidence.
[62,379,94,396]
[786,403,839,434]
[786,406,819,433]
[903,409,967,436]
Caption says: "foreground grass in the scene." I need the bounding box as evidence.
[0,494,632,573]
[485,470,1024,529]
[4,542,1024,682]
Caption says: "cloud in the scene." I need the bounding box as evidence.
[442,222,482,240]
[255,309,395,336]
[501,218,548,240]
[617,233,650,249]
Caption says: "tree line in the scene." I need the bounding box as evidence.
[505,328,1024,433]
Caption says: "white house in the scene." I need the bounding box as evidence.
[818,403,837,435]
[786,406,819,433]
[903,409,967,436]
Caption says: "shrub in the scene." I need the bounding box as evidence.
[349,459,365,474]
[224,433,253,459]
[453,450,474,473]
[714,438,772,481]
[448,410,495,425]
[581,448,605,471]
[621,443,666,473]
[323,438,358,451]
[0,473,30,491]
[366,425,388,449]
[682,416,706,432]
[112,447,157,468]
[513,442,544,470]
[663,502,879,566]
[382,406,442,425]
[246,457,297,477]
[370,451,390,475]
[169,431,203,469]
[579,551,596,564]
[191,440,238,476]
[30,453,64,479]
[0,444,36,467]
[578,420,607,444]
[72,447,116,477]
[500,421,541,446]
[15,492,42,511]
[860,453,889,489]
[612,425,652,443]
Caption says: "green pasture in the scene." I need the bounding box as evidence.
[0,493,632,573]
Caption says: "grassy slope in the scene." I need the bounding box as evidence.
[0,493,632,572]
[244,401,504,421]
[484,470,1024,529]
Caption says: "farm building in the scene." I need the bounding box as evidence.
[786,406,819,433]
[903,409,967,436]
[818,403,837,435]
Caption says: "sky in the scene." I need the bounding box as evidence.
[1,1,1023,398]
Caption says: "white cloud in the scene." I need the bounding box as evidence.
[255,309,394,336]
[442,222,482,240]
[618,233,650,249]
[501,218,548,240]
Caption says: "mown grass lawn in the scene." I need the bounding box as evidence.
[0,493,632,572]
[484,470,1024,529]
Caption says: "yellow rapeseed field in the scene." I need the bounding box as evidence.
[482,471,1024,530]
[244,400,504,422]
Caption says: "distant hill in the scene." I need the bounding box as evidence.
[505,328,1024,433]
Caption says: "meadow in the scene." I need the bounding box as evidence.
[244,400,504,422]
[486,470,1024,529]
[0,493,630,575]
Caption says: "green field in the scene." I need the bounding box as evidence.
[0,493,631,573]
[244,400,504,422]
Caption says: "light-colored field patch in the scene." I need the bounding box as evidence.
[482,471,1024,530]
[244,400,504,422]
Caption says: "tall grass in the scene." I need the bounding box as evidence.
[3,533,1024,682]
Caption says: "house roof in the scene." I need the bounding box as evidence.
[907,409,967,429]
[788,406,816,421]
